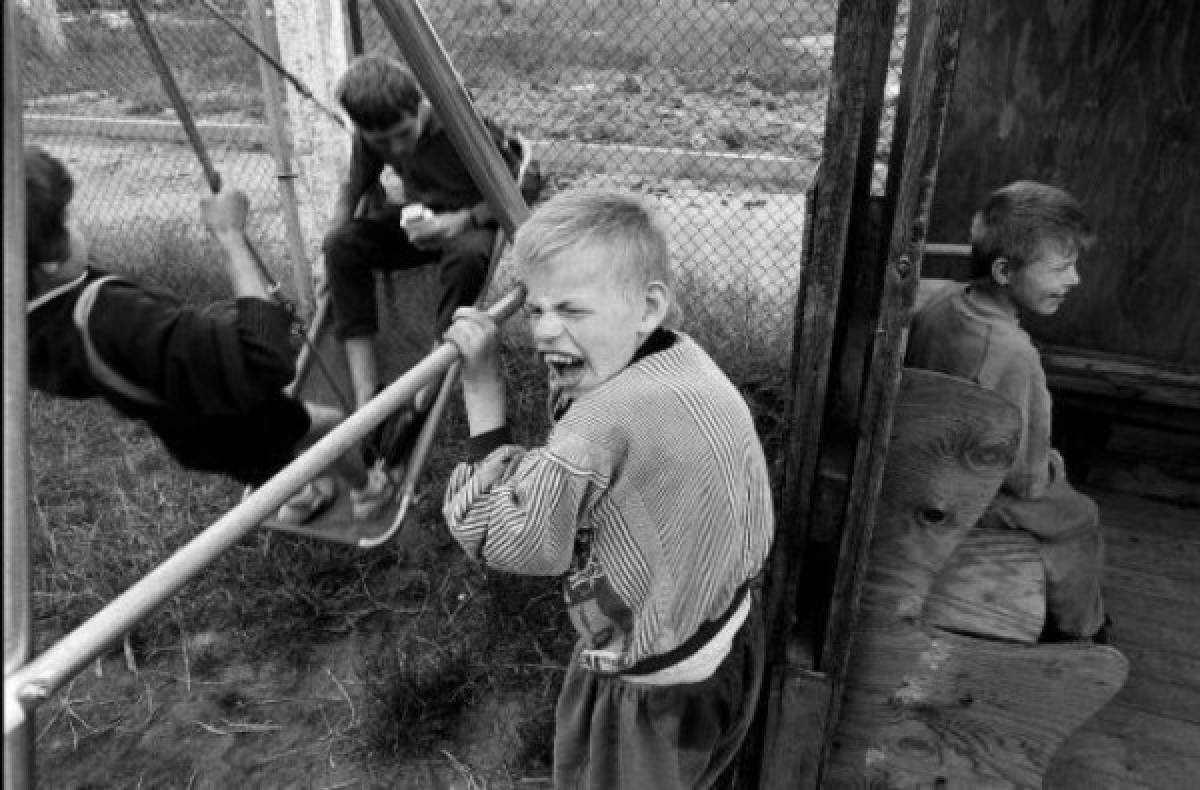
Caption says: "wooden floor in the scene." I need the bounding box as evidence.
[1045,429,1200,789]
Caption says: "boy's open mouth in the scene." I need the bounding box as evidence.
[540,351,584,379]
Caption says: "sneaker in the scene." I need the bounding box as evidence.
[275,476,337,524]
[351,462,397,521]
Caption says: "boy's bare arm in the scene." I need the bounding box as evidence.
[444,306,507,436]
[201,187,269,301]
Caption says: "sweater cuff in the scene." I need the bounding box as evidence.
[468,425,513,461]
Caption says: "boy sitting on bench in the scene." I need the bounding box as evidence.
[906,180,1109,643]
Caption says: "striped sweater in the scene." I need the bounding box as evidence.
[443,332,774,673]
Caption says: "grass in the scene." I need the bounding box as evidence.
[25,220,792,785]
[22,1,836,132]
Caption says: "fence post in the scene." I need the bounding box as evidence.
[246,0,317,318]
[4,0,34,786]
[271,0,351,286]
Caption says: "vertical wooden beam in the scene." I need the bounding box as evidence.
[756,1,899,787]
[3,0,34,785]
[272,0,351,283]
[246,0,316,317]
[815,0,967,781]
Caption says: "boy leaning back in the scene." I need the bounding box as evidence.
[443,190,775,789]
[323,53,530,516]
[23,145,345,520]
[906,180,1108,642]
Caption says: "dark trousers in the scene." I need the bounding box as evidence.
[553,592,765,790]
[324,204,495,340]
[981,477,1106,638]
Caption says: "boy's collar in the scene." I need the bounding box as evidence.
[631,327,677,364]
[551,329,678,422]
[964,281,1018,320]
[27,269,89,314]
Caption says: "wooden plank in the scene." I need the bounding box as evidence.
[758,1,902,785]
[1101,530,1200,585]
[818,0,969,771]
[754,668,833,790]
[1090,488,1200,543]
[1111,645,1200,725]
[929,0,1200,367]
[1105,591,1200,661]
[828,629,1129,788]
[924,526,1044,643]
[1049,705,1200,790]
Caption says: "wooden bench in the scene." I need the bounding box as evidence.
[825,368,1128,787]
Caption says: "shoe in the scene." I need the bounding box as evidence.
[1039,613,1113,645]
[275,476,337,524]
[351,462,397,521]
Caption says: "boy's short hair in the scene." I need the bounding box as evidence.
[24,145,74,267]
[513,189,672,297]
[335,53,422,130]
[969,180,1095,279]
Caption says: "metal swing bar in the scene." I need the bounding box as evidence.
[3,286,525,745]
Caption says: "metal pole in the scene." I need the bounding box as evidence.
[5,287,525,712]
[371,0,530,238]
[3,0,34,784]
[122,0,286,301]
[246,0,318,317]
[123,0,221,192]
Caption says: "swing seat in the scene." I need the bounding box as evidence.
[259,245,470,548]
[260,297,458,548]
[258,456,419,549]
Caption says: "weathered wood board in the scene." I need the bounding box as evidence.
[928,0,1200,366]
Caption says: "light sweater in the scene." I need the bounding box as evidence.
[905,282,1057,499]
[443,332,774,673]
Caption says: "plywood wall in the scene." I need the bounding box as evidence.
[928,0,1200,366]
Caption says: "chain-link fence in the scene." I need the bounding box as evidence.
[20,0,906,413]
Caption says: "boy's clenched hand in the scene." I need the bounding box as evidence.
[445,307,507,436]
[201,187,251,238]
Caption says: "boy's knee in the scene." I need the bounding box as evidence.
[322,225,356,261]
[440,247,490,283]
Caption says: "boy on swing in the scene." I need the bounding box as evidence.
[323,52,534,519]
[906,180,1109,643]
[24,145,346,522]
[442,190,775,789]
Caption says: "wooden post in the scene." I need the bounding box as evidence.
[271,0,350,285]
[246,0,316,317]
[817,0,967,778]
[755,1,899,787]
